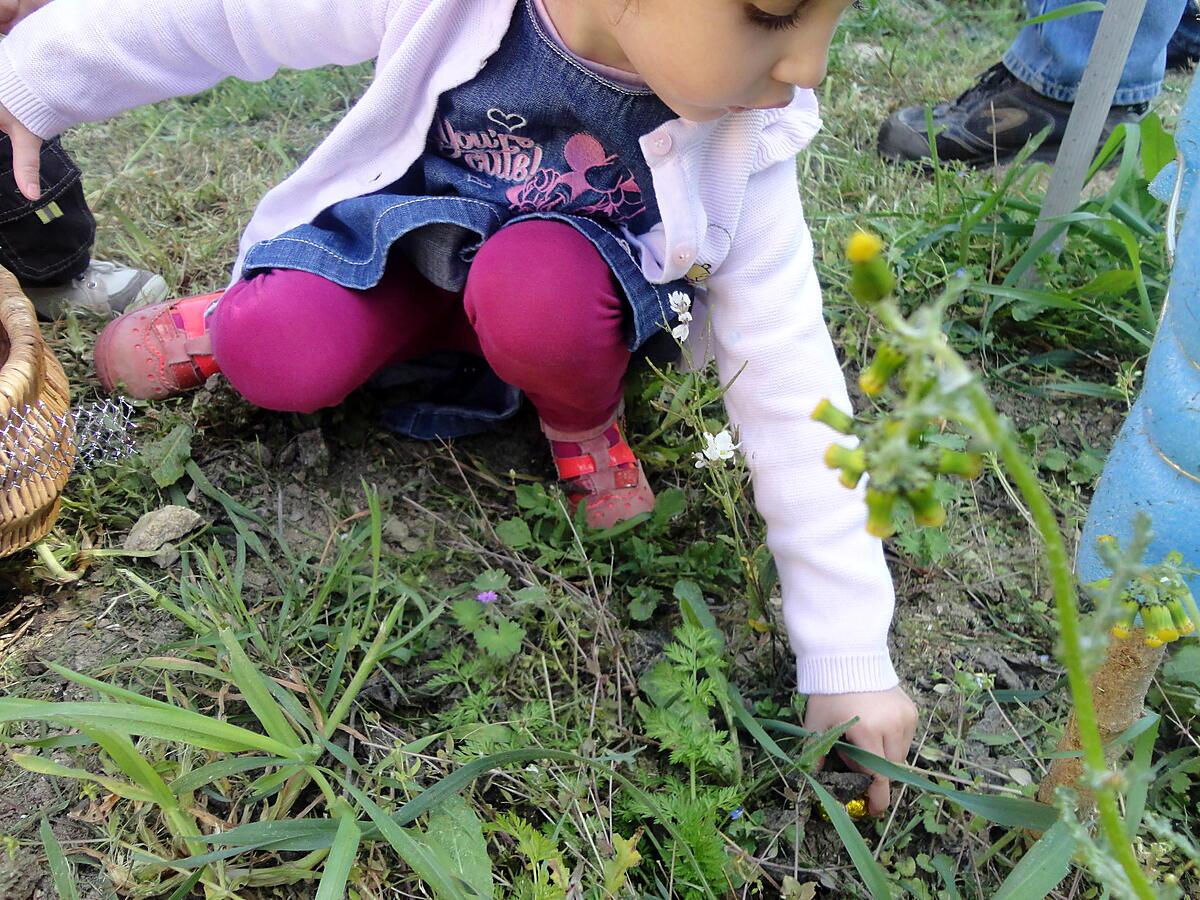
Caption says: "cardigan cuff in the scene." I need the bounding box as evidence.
[796,651,899,696]
[0,48,72,139]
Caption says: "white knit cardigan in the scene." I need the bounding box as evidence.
[0,0,900,693]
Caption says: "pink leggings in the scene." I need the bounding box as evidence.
[208,220,632,433]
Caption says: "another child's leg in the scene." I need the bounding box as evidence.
[464,219,654,527]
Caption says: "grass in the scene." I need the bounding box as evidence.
[1,0,1199,896]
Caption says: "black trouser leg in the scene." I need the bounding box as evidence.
[0,135,94,288]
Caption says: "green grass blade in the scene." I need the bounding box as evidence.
[15,754,155,803]
[314,813,362,900]
[121,568,210,634]
[1123,713,1160,840]
[83,726,175,808]
[758,720,1059,831]
[164,868,207,900]
[345,782,480,899]
[201,819,340,850]
[218,629,303,749]
[837,743,1058,831]
[1002,211,1099,286]
[1022,1,1104,26]
[1139,112,1176,180]
[726,684,790,763]
[169,756,295,796]
[45,661,181,711]
[992,822,1073,900]
[0,699,302,758]
[803,773,894,898]
[40,818,80,900]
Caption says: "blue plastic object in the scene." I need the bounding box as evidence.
[1076,74,1200,587]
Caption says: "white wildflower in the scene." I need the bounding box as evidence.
[693,429,740,468]
[668,290,692,318]
[668,291,693,342]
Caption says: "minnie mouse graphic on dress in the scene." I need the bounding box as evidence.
[506,133,646,223]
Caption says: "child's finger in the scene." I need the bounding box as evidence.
[8,125,42,200]
[866,771,891,816]
[836,737,891,816]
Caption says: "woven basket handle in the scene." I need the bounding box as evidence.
[0,266,46,419]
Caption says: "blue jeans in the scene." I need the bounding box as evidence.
[1004,0,1200,105]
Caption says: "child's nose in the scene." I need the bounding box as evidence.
[773,53,829,91]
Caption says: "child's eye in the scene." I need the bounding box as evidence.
[745,3,805,31]
[746,0,863,32]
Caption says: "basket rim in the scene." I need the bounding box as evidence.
[0,274,45,418]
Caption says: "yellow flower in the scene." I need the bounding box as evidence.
[845,799,868,820]
[846,231,884,264]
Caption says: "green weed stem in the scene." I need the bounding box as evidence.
[272,596,407,819]
[962,382,1155,900]
[33,541,83,583]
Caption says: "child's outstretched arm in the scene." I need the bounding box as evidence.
[0,0,402,197]
[701,154,916,812]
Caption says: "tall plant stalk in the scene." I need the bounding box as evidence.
[819,238,1159,897]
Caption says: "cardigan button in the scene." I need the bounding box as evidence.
[649,132,673,156]
[674,245,696,265]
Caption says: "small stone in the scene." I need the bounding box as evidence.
[1009,767,1033,787]
[383,516,409,544]
[124,505,204,552]
[296,429,331,475]
[153,543,182,568]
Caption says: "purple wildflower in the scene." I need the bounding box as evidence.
[476,590,499,604]
[729,806,744,821]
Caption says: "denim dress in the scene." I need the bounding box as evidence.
[241,0,690,438]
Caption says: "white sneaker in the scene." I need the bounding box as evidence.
[24,259,170,320]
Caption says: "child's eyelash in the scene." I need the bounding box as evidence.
[747,6,803,31]
[747,1,865,32]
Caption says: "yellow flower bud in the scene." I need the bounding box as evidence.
[824,445,866,490]
[812,398,856,435]
[858,344,906,397]
[865,488,896,538]
[824,444,864,471]
[845,798,868,820]
[1109,599,1140,641]
[1168,598,1196,636]
[846,231,884,264]
[906,485,946,528]
[937,450,985,479]
[1143,605,1179,644]
[848,258,896,306]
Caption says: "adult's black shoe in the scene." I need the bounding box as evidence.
[1167,45,1198,71]
[877,62,1147,167]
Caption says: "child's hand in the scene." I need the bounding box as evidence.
[0,102,42,200]
[804,687,918,816]
[0,0,50,33]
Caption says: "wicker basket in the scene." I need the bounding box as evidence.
[0,267,73,557]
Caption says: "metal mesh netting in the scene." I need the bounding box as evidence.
[1,397,136,492]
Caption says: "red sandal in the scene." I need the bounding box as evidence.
[93,291,223,400]
[544,411,656,529]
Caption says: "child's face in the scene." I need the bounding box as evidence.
[603,0,856,122]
